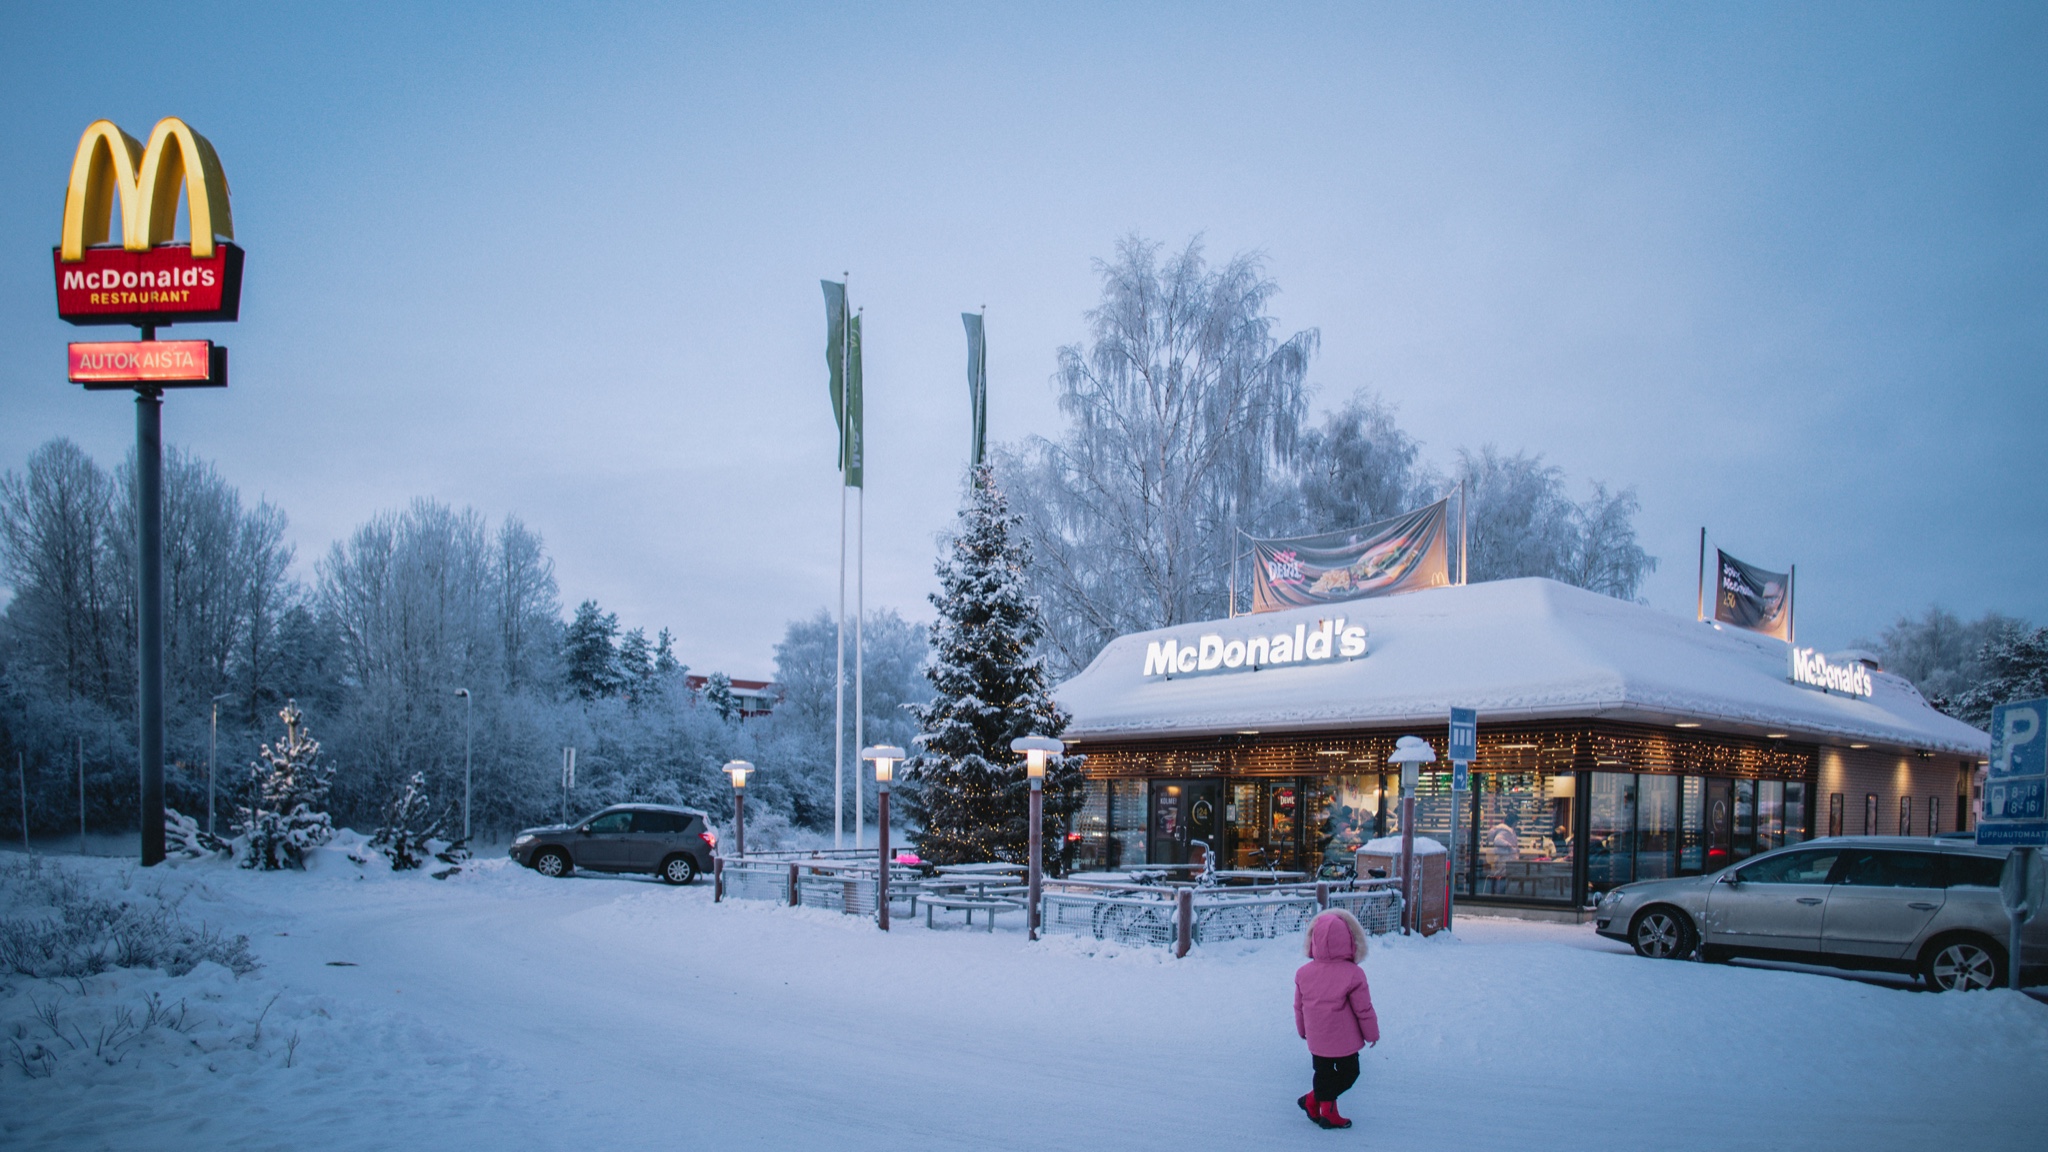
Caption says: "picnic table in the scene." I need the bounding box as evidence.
[921,892,1024,931]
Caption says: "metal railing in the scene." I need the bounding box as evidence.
[1038,877,1403,954]
[716,856,920,919]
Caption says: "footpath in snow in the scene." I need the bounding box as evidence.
[5,847,2047,1152]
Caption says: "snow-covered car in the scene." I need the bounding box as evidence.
[1593,836,2043,991]
[509,804,716,885]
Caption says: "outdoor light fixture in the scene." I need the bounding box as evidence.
[723,760,753,859]
[1386,736,1435,936]
[1011,736,1064,940]
[861,745,906,931]
[1675,722,1702,729]
[1765,733,1788,740]
[1850,743,1870,750]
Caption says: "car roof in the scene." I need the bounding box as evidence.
[1792,835,2007,856]
[598,803,707,819]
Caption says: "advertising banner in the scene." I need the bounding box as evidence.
[1249,499,1451,614]
[1712,549,1792,640]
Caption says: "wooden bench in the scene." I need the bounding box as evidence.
[922,894,1024,931]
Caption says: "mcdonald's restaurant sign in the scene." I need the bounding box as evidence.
[52,118,244,326]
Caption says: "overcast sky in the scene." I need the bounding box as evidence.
[2,2,2043,677]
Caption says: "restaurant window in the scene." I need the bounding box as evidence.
[1476,772,1574,902]
[1757,780,1786,852]
[1680,777,1707,872]
[1071,782,1111,872]
[1898,796,1912,837]
[1864,793,1878,836]
[1314,775,1381,875]
[1926,796,1941,836]
[1637,775,1678,879]
[1409,770,1458,885]
[1829,792,1843,837]
[1784,782,1808,846]
[1588,772,1635,891]
[1732,778,1757,860]
[1109,779,1147,867]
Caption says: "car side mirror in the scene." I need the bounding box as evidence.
[1717,873,1739,886]
[578,826,591,835]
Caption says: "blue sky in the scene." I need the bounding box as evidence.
[2,2,2043,676]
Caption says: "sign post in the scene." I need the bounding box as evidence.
[1982,698,2047,988]
[1448,708,1476,930]
[54,118,242,868]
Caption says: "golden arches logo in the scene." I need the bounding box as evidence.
[60,118,233,262]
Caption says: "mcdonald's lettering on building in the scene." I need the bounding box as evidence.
[52,117,244,326]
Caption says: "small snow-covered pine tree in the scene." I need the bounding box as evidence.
[905,466,1082,868]
[705,672,738,722]
[239,701,337,870]
[369,772,445,870]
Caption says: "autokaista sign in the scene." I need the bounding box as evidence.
[67,340,224,389]
[53,118,243,326]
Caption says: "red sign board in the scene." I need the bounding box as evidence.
[68,340,225,390]
[53,243,244,326]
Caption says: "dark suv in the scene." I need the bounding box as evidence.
[509,805,716,884]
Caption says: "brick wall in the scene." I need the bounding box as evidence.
[1816,746,1974,837]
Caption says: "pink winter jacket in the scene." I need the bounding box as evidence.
[1294,913,1379,1058]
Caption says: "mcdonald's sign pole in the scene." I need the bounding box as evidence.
[54,118,243,867]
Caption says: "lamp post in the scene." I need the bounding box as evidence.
[861,745,904,931]
[1388,735,1436,935]
[208,692,231,838]
[722,761,753,859]
[454,688,472,843]
[1012,735,1064,941]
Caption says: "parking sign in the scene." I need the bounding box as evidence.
[1981,698,2048,847]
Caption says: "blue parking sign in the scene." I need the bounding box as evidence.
[1991,699,2046,779]
[1449,707,1477,764]
[1983,698,2048,847]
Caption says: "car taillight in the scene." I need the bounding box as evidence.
[700,830,718,848]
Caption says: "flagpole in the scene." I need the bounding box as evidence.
[833,274,850,852]
[855,478,866,851]
[1458,478,1469,585]
[1695,527,1707,623]
[1787,564,1797,645]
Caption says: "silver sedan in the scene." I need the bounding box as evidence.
[1593,836,2044,991]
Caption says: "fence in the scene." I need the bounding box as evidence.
[716,857,921,919]
[1039,878,1403,954]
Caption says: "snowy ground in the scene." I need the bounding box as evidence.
[5,847,2046,1152]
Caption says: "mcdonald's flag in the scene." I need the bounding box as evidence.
[961,312,987,469]
[822,281,863,487]
[1713,550,1792,640]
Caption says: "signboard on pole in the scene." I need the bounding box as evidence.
[1449,707,1477,767]
[1980,698,2048,847]
[68,340,224,389]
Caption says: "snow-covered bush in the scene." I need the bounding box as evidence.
[239,701,336,871]
[370,772,447,871]
[164,807,231,860]
[0,857,255,979]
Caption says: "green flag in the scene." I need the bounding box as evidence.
[822,281,863,487]
[962,311,986,470]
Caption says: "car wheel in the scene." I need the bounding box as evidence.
[1630,906,1697,960]
[1921,935,2005,992]
[533,849,572,878]
[660,855,697,885]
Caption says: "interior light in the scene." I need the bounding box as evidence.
[1765,733,1788,739]
[1849,743,1870,750]
[1317,749,1348,756]
[1237,730,1260,736]
[1675,722,1702,729]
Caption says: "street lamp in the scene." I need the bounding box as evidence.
[1011,735,1064,941]
[1387,735,1436,935]
[861,745,904,931]
[723,761,753,859]
[208,692,231,838]
[454,688,472,843]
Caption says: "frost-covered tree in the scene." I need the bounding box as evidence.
[1003,234,1316,676]
[1945,625,2048,731]
[905,468,1083,868]
[704,672,738,722]
[563,599,623,699]
[1868,607,2028,709]
[1291,390,1423,535]
[618,627,654,690]
[239,701,336,870]
[653,628,683,678]
[1444,446,1655,600]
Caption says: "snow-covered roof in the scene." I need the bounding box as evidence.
[1053,578,1988,756]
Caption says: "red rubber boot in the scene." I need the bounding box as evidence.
[1300,1093,1335,1129]
[1319,1098,1353,1129]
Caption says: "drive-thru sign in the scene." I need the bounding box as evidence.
[1980,698,2046,847]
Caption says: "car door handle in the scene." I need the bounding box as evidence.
[1908,902,1938,910]
[1796,897,1822,905]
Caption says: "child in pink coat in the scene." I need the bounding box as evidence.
[1293,909,1378,1129]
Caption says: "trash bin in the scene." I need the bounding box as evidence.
[1357,835,1449,936]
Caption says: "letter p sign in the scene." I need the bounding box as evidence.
[1991,700,2046,779]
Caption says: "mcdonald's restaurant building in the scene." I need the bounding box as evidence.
[1051,578,1990,912]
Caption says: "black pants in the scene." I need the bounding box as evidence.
[1312,1053,1360,1102]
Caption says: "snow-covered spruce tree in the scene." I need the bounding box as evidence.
[905,466,1083,869]
[369,772,446,870]
[239,701,337,870]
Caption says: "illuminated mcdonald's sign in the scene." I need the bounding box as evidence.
[52,117,244,326]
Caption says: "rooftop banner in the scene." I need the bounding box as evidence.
[1713,549,1792,641]
[1249,498,1451,614]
